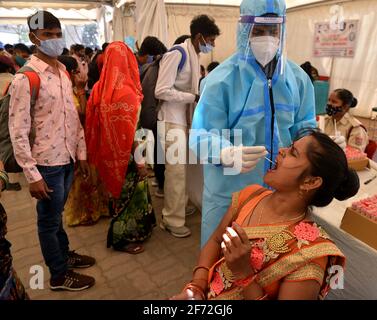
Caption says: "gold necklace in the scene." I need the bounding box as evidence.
[257,198,307,225]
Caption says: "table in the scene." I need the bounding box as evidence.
[312,160,377,300]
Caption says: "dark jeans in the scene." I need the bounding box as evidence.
[36,162,74,280]
[153,126,165,190]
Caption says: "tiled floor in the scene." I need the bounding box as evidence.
[2,172,202,300]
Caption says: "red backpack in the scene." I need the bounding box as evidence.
[0,66,40,172]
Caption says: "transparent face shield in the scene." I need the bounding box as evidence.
[239,15,286,75]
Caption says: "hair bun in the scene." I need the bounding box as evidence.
[351,97,358,108]
[334,169,360,201]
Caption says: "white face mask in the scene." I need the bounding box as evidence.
[199,36,214,54]
[34,33,65,58]
[250,36,280,67]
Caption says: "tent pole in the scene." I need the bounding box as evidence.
[329,56,335,90]
[103,6,108,42]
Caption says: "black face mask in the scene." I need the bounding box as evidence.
[326,104,343,116]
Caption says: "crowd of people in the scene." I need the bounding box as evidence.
[0,0,374,301]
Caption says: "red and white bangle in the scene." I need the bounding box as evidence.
[184,283,206,300]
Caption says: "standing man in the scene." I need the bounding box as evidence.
[13,43,32,68]
[136,36,167,75]
[190,0,316,246]
[9,11,95,291]
[155,15,220,238]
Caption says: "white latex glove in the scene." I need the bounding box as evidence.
[330,134,346,151]
[221,145,268,174]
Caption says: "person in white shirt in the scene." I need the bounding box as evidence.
[155,15,220,238]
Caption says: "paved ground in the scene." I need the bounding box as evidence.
[2,172,202,300]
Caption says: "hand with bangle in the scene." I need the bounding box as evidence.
[221,222,267,299]
[170,282,207,300]
[170,265,209,300]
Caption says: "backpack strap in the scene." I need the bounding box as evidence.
[22,71,40,108]
[63,70,71,81]
[17,66,40,109]
[168,46,187,72]
[16,67,41,145]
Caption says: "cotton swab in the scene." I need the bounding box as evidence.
[264,156,276,166]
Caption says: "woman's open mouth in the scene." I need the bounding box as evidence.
[267,157,279,172]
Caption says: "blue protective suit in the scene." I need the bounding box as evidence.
[189,0,316,247]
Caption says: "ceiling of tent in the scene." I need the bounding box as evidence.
[114,0,328,9]
[0,8,99,25]
[163,0,325,7]
[0,1,113,9]
[0,1,112,25]
[0,0,331,10]
[0,0,333,25]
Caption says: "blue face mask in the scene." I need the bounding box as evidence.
[34,34,66,58]
[199,36,214,54]
[15,55,27,67]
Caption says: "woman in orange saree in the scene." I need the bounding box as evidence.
[172,129,359,300]
[86,42,155,253]
[85,41,143,198]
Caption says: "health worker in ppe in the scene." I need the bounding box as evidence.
[189,0,316,247]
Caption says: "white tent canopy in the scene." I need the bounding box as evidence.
[0,1,113,43]
[114,0,328,9]
[1,0,375,118]
[0,8,98,25]
[0,1,112,10]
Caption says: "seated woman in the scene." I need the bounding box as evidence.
[172,129,359,300]
[324,88,369,152]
